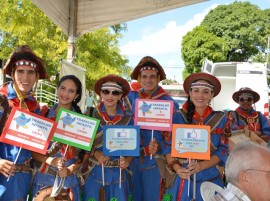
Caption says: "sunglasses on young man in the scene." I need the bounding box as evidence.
[101,89,122,96]
[239,97,253,102]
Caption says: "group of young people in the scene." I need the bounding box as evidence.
[0,45,269,201]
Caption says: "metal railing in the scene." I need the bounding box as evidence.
[35,80,58,104]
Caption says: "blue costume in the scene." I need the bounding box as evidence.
[83,103,134,201]
[32,104,81,201]
[0,83,41,201]
[162,104,228,201]
[228,107,270,137]
[128,86,179,201]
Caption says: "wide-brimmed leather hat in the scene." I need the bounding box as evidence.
[3,45,47,79]
[94,74,130,97]
[183,72,221,97]
[130,56,166,81]
[232,87,260,103]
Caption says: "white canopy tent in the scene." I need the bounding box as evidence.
[32,0,207,37]
[31,0,208,111]
[31,0,208,61]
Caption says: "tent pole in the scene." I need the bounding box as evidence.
[67,0,77,63]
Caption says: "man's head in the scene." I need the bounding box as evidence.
[232,87,260,111]
[130,56,166,95]
[3,45,47,93]
[225,141,270,201]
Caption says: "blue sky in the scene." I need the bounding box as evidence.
[119,0,270,83]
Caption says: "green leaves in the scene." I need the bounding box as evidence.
[0,0,128,91]
[181,1,270,77]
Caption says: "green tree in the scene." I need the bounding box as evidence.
[181,26,229,78]
[181,1,270,77]
[0,0,129,91]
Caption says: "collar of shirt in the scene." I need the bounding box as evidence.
[227,183,252,201]
[99,103,124,117]
[47,103,76,119]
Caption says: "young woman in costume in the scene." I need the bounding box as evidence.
[82,74,134,201]
[32,75,85,201]
[163,73,229,201]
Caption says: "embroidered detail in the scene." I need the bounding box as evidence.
[87,198,96,201]
[102,82,123,92]
[162,193,173,201]
[247,117,255,124]
[140,66,158,72]
[128,193,133,201]
[110,198,118,201]
[191,82,214,90]
[15,60,37,68]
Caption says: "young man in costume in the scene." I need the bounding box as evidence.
[228,87,270,142]
[128,56,179,201]
[0,45,47,200]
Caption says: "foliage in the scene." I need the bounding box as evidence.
[181,26,228,77]
[0,0,129,92]
[181,1,270,77]
[161,79,179,85]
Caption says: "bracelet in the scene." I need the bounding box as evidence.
[168,159,182,173]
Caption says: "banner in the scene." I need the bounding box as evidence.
[60,60,86,111]
[134,99,173,131]
[54,108,100,151]
[171,124,210,160]
[103,125,140,156]
[0,108,56,154]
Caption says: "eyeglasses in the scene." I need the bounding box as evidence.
[239,97,253,102]
[101,89,122,96]
[245,169,270,174]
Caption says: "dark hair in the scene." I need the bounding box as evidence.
[186,96,195,124]
[58,75,85,161]
[58,75,82,114]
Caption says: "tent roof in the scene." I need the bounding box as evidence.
[32,0,208,37]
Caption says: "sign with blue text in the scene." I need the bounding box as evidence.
[171,124,210,160]
[54,108,100,151]
[103,125,140,156]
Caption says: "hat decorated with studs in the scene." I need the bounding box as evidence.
[130,56,166,81]
[232,87,260,103]
[3,45,47,79]
[183,72,221,97]
[94,74,130,98]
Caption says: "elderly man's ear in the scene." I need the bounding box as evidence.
[239,170,251,189]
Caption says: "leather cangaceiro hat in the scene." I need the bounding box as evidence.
[3,45,47,79]
[130,56,166,81]
[183,72,221,97]
[232,87,260,103]
[94,74,130,98]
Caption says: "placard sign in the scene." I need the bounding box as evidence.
[0,108,56,154]
[54,108,100,151]
[103,125,140,156]
[134,99,173,131]
[171,124,210,160]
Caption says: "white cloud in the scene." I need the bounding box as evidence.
[120,4,218,58]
